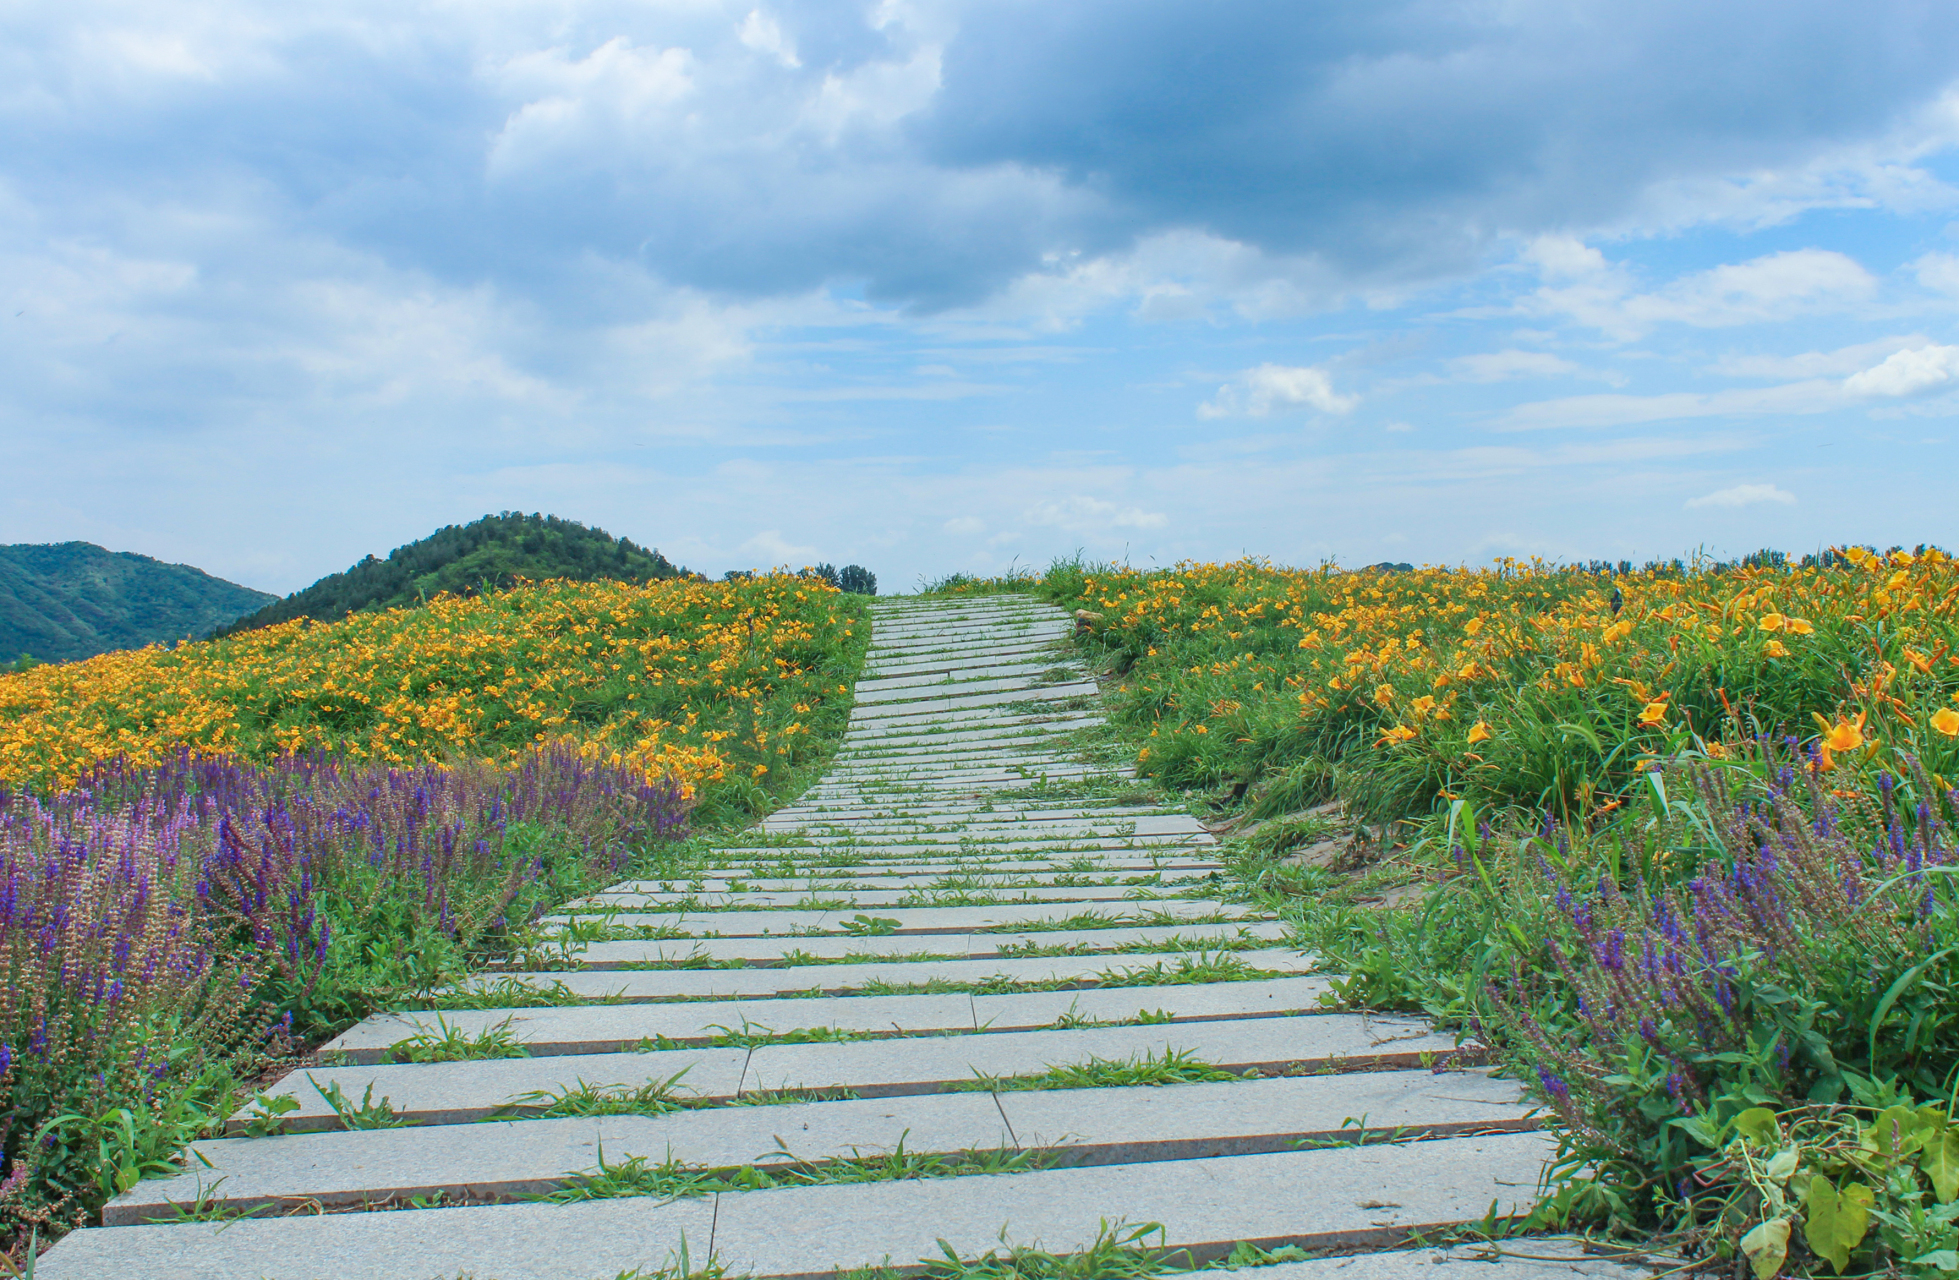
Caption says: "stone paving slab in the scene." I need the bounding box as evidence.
[1214,1241,1666,1279]
[1001,1071,1533,1164]
[854,673,1064,703]
[850,685,1098,723]
[39,1135,1564,1280]
[569,921,1287,967]
[580,884,1170,909]
[837,712,1096,741]
[655,855,1224,879]
[469,947,1309,1000]
[555,899,1257,935]
[707,1133,1559,1277]
[598,861,1227,889]
[34,1195,724,1280]
[322,976,1337,1061]
[117,1071,1527,1225]
[766,801,1185,824]
[234,1047,752,1132]
[839,708,1100,738]
[111,1093,1020,1222]
[740,1016,1468,1096]
[858,660,1064,690]
[593,868,1220,894]
[769,833,1209,852]
[775,814,1207,837]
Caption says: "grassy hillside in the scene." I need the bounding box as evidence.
[0,571,867,1245]
[0,572,865,823]
[218,512,692,636]
[945,547,1959,823]
[934,551,1959,1272]
[0,542,275,665]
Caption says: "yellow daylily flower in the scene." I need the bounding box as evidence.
[1637,701,1670,727]
[1466,720,1493,745]
[1763,639,1789,658]
[1757,613,1785,632]
[1377,724,1418,745]
[1373,683,1396,706]
[1932,707,1959,738]
[1785,617,1814,635]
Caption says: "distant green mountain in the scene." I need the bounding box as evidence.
[218,512,693,637]
[0,543,276,665]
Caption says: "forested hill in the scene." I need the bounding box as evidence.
[1,543,276,665]
[217,513,694,636]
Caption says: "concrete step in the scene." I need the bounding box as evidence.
[261,1012,1469,1130]
[465,946,1310,1001]
[44,1133,1558,1280]
[120,1070,1529,1223]
[322,976,1338,1062]
[580,884,1189,909]
[554,899,1260,936]
[565,921,1287,967]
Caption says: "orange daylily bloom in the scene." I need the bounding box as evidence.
[1757,613,1785,632]
[1932,707,1959,738]
[1377,724,1418,746]
[1813,712,1867,753]
[1466,720,1493,745]
[1763,639,1789,659]
[1373,684,1395,706]
[1637,701,1669,727]
[1785,618,1814,635]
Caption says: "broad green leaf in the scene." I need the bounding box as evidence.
[1803,1176,1873,1276]
[1923,1127,1959,1203]
[1732,1107,1780,1148]
[1868,1104,1931,1159]
[1739,1217,1790,1280]
[1766,1149,1801,1183]
[1909,1250,1959,1270]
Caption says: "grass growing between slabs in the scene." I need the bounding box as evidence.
[927,551,1959,1277]
[0,573,871,1261]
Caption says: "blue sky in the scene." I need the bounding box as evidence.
[4,0,1958,593]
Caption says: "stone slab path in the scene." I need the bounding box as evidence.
[44,595,1628,1280]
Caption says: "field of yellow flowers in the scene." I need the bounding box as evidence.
[0,573,866,820]
[1014,547,1959,821]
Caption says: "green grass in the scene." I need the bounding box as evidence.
[498,1072,703,1119]
[385,1016,531,1064]
[951,1048,1242,1093]
[536,1137,1047,1205]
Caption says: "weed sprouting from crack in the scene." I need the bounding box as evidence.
[496,1071,704,1119]
[386,1016,531,1064]
[952,1047,1242,1093]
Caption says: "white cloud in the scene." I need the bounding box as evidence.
[1709,336,1931,379]
[1500,380,1842,430]
[1914,252,1959,295]
[1843,343,1959,397]
[1523,245,1878,339]
[1199,363,1356,418]
[1024,495,1166,532]
[487,39,696,177]
[738,10,801,69]
[1686,483,1797,509]
[943,516,984,535]
[737,529,819,564]
[1444,349,1625,385]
